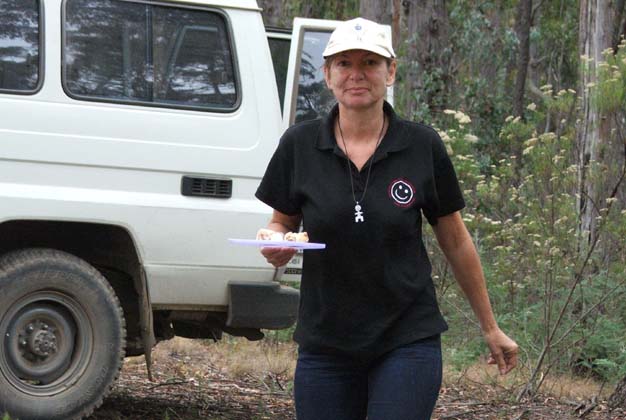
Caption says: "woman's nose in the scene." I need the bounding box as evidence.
[348,66,365,80]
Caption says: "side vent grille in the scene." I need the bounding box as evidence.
[181,176,232,198]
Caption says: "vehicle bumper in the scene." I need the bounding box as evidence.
[226,281,299,329]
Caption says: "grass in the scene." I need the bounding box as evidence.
[157,335,613,402]
[6,336,615,420]
[204,336,296,382]
[154,336,297,389]
[442,355,614,402]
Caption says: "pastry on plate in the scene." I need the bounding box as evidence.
[256,228,284,241]
[285,231,309,242]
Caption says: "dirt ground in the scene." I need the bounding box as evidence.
[88,338,625,420]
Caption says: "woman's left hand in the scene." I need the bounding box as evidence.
[484,328,519,375]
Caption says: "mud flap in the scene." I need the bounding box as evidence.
[134,265,156,381]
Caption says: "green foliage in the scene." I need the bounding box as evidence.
[530,0,580,90]
[263,325,296,344]
[572,313,626,381]
[434,84,626,384]
[593,39,626,114]
[423,1,518,147]
[394,0,581,180]
[443,335,484,371]
[263,0,626,389]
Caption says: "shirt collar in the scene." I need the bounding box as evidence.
[315,101,411,160]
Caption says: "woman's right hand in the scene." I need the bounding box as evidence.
[258,210,303,267]
[261,246,297,267]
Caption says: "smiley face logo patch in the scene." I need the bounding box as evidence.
[388,179,415,207]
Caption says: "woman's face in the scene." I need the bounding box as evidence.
[324,49,396,111]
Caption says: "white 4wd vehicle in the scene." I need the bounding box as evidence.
[0,0,369,418]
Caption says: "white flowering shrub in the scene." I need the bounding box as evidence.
[432,72,626,384]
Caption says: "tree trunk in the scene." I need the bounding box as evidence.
[359,0,391,24]
[403,0,451,119]
[612,0,626,50]
[579,2,626,405]
[513,0,532,117]
[392,0,401,53]
[610,375,626,410]
[577,0,617,246]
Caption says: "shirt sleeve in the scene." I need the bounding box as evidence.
[422,132,466,226]
[255,132,302,216]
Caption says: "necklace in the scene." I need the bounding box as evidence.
[337,113,386,223]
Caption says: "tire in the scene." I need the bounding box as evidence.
[0,248,126,420]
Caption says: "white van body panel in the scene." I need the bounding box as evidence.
[0,0,283,307]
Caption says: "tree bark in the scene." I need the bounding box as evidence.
[513,0,532,117]
[392,0,401,53]
[359,0,392,24]
[579,2,626,406]
[577,0,616,246]
[403,0,451,119]
[610,375,626,410]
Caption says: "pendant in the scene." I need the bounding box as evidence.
[354,202,364,223]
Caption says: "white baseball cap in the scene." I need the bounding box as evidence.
[322,17,395,59]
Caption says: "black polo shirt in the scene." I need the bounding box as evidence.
[256,101,465,361]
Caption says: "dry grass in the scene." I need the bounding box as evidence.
[87,337,624,419]
[154,336,297,382]
[207,337,297,380]
[443,360,612,401]
[541,373,612,400]
[142,337,611,403]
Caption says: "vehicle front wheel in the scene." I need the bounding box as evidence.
[0,249,126,420]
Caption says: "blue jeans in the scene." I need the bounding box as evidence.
[294,335,442,420]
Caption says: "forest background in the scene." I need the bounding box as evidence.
[259,0,626,407]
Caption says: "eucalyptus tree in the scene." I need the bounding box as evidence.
[512,0,532,117]
[577,0,625,246]
[359,0,391,24]
[402,0,451,119]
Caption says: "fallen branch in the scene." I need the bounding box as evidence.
[576,396,598,418]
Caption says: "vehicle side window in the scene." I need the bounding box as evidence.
[267,35,290,114]
[64,0,239,111]
[295,30,334,123]
[0,0,41,93]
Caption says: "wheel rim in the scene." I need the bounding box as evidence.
[1,291,93,396]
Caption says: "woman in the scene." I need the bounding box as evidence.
[255,17,518,420]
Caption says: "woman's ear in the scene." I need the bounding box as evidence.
[323,65,331,89]
[386,60,397,86]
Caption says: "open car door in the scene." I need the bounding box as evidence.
[281,18,394,131]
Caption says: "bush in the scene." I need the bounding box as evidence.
[433,84,626,389]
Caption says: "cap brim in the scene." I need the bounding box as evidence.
[322,43,395,59]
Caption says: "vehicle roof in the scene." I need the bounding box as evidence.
[160,0,260,12]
